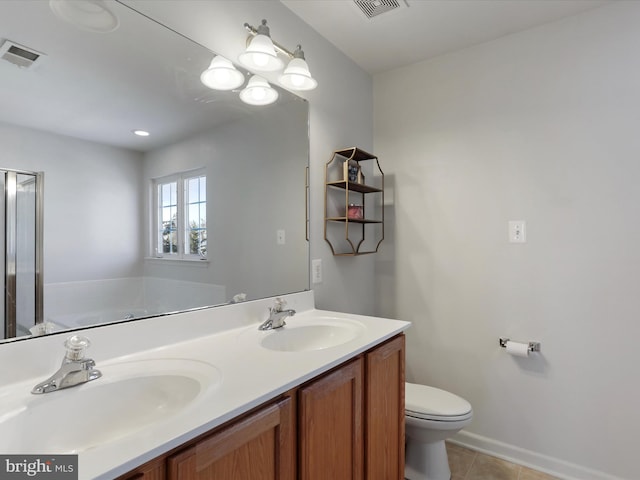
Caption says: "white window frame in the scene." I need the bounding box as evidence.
[151,168,206,261]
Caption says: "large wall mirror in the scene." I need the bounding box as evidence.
[0,0,309,342]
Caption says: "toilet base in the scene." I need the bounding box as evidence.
[405,439,451,480]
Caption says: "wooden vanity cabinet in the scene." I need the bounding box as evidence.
[365,334,405,480]
[167,396,295,480]
[118,334,405,480]
[298,357,364,480]
[119,457,165,480]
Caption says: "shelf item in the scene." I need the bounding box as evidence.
[347,204,363,220]
[324,147,384,256]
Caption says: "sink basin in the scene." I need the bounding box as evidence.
[260,318,365,352]
[0,358,222,454]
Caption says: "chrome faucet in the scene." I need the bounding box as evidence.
[258,298,296,330]
[31,335,102,394]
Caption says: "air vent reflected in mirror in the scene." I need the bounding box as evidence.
[0,40,46,69]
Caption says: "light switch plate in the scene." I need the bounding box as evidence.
[508,220,526,243]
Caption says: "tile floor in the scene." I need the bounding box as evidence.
[446,442,559,480]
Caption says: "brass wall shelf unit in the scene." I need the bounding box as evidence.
[324,147,384,256]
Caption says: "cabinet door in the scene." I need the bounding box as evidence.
[298,357,364,480]
[366,334,405,480]
[167,396,295,480]
[117,457,165,480]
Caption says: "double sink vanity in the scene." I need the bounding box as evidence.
[0,291,410,479]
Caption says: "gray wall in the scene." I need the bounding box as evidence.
[0,121,144,283]
[374,2,640,479]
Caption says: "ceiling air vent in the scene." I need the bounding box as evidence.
[0,40,46,69]
[354,0,407,19]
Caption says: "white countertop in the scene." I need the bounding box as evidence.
[0,291,410,480]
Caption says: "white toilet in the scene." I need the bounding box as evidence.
[405,382,473,480]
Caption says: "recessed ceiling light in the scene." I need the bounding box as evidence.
[49,0,120,33]
[133,130,150,137]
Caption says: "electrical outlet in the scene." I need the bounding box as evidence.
[311,258,322,284]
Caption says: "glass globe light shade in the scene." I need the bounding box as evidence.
[279,57,317,91]
[238,34,284,72]
[200,56,245,91]
[239,75,279,106]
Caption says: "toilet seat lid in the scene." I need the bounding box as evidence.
[405,382,472,420]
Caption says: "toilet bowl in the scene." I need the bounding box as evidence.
[405,382,473,480]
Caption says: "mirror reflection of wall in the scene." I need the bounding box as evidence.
[0,0,309,340]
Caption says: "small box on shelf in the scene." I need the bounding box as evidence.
[347,204,363,220]
[343,159,363,184]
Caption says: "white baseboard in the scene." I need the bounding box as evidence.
[450,431,625,480]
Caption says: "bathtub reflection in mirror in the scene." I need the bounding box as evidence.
[0,0,309,341]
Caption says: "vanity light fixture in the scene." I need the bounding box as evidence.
[200,55,245,91]
[240,19,318,92]
[239,75,279,106]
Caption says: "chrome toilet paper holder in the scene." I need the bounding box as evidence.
[499,337,541,352]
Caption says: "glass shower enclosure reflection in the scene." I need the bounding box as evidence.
[0,170,43,338]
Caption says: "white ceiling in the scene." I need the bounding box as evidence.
[0,0,615,151]
[0,1,293,152]
[280,0,613,74]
